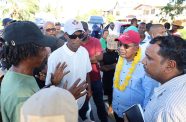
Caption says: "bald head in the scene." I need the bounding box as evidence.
[149,24,166,38]
[43,21,56,36]
[149,24,167,38]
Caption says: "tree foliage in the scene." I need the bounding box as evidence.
[1,0,39,20]
[159,0,186,21]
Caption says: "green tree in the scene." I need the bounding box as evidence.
[1,0,39,20]
[159,0,186,21]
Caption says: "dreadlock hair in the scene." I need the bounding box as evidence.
[2,42,42,69]
[150,35,186,73]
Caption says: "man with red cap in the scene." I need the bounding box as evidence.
[112,30,158,122]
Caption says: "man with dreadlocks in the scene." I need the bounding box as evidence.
[0,21,88,122]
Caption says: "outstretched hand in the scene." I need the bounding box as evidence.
[63,78,88,100]
[51,62,70,86]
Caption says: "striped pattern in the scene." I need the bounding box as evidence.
[144,74,186,122]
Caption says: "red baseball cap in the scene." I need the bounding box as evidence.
[115,30,140,44]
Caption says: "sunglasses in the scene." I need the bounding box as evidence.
[46,28,56,32]
[118,43,136,49]
[68,33,84,40]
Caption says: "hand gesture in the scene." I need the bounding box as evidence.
[51,62,70,86]
[63,78,88,100]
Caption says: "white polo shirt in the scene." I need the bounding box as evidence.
[46,43,92,109]
[144,74,186,122]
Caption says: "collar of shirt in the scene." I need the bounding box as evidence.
[63,42,78,56]
[153,74,186,98]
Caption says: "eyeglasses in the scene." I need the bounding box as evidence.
[68,33,84,40]
[46,28,56,32]
[118,43,136,49]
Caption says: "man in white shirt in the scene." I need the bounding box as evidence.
[46,19,92,109]
[142,35,186,122]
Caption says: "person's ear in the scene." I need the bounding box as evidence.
[165,60,177,73]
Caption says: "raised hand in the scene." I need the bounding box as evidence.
[51,62,70,86]
[64,78,88,100]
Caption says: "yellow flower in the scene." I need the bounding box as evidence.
[114,48,142,91]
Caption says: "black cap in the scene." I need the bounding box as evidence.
[2,21,56,47]
[2,18,12,26]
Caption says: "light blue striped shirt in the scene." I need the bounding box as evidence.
[144,74,186,122]
[112,58,159,117]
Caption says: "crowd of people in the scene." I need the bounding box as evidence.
[0,17,185,122]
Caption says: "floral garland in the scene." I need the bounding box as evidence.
[114,48,142,91]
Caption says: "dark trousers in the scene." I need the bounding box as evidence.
[108,93,113,106]
[114,112,124,122]
[79,80,108,122]
[91,80,108,122]
[79,98,94,121]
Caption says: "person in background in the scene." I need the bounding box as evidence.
[124,18,138,32]
[100,29,109,50]
[2,18,12,28]
[43,21,64,51]
[142,36,186,122]
[21,86,78,122]
[141,24,167,58]
[164,22,171,35]
[91,24,101,39]
[107,22,119,36]
[113,30,158,122]
[143,23,152,43]
[55,22,65,39]
[100,40,119,115]
[138,22,146,44]
[81,21,108,122]
[0,18,15,36]
[149,24,167,39]
[33,58,48,89]
[43,21,56,37]
[170,20,184,37]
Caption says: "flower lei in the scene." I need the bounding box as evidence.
[114,48,142,91]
